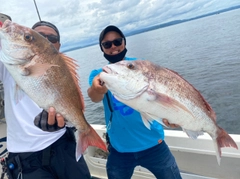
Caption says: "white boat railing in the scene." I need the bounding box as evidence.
[85,124,240,179]
[0,122,239,179]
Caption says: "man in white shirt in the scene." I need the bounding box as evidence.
[0,15,91,179]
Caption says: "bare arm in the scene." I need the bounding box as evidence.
[87,75,108,103]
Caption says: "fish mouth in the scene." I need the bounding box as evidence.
[0,19,11,30]
[101,65,149,100]
[0,20,12,39]
[101,66,114,86]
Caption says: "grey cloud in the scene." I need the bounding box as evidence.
[4,0,239,48]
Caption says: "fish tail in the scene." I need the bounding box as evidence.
[213,139,221,166]
[75,125,107,161]
[213,127,238,165]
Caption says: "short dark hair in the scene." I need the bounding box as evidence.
[99,25,126,51]
[32,21,60,42]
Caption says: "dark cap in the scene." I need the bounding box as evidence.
[99,25,126,51]
[32,21,60,42]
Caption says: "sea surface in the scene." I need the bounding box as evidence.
[65,9,240,134]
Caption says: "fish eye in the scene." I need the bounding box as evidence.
[24,33,33,42]
[127,63,134,69]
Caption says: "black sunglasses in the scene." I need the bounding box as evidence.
[101,38,123,49]
[38,32,59,43]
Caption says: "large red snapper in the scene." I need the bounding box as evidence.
[0,20,107,160]
[99,59,238,165]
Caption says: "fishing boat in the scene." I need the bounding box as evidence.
[1,120,239,178]
[84,124,240,179]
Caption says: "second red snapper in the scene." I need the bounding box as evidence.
[99,59,238,165]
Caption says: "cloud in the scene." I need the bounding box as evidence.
[1,0,240,50]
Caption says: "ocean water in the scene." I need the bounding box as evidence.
[66,9,240,134]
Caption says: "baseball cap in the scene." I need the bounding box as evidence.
[99,25,126,51]
[32,21,60,42]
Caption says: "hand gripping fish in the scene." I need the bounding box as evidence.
[99,59,238,165]
[0,20,107,160]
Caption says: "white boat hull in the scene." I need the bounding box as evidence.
[0,123,239,179]
[85,125,240,179]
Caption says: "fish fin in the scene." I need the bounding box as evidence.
[146,88,157,101]
[76,125,107,161]
[75,131,85,161]
[153,91,195,119]
[61,53,85,111]
[213,127,239,165]
[22,56,58,77]
[14,84,25,104]
[140,112,168,129]
[183,129,204,139]
[140,113,151,129]
[213,139,221,166]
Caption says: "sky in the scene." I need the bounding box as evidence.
[1,0,240,50]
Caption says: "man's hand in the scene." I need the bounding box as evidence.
[92,75,108,94]
[34,107,65,132]
[88,75,108,103]
[162,118,180,128]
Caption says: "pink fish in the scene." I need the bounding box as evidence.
[0,20,107,160]
[100,59,238,165]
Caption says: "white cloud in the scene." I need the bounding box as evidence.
[0,0,239,50]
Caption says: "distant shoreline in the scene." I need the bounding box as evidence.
[61,5,240,53]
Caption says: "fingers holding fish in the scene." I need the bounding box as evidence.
[93,75,108,94]
[162,118,180,128]
[47,107,65,128]
[47,107,57,125]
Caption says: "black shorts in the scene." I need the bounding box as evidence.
[6,127,91,179]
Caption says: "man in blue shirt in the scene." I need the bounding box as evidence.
[87,25,182,179]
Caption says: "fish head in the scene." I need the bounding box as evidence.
[100,60,150,100]
[0,20,56,66]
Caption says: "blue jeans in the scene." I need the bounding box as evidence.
[106,140,182,179]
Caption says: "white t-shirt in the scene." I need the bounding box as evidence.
[0,61,66,153]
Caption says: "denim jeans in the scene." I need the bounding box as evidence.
[106,140,182,179]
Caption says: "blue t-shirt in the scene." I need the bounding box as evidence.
[88,57,164,152]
